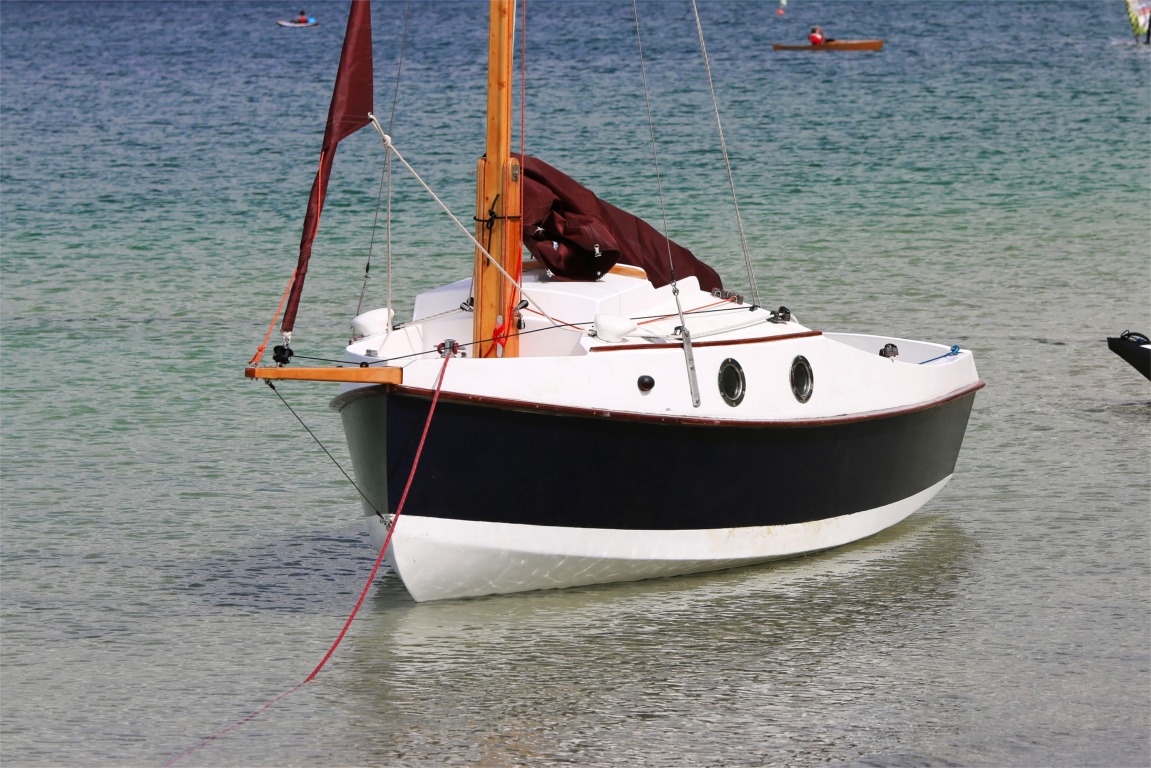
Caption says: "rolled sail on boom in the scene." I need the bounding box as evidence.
[519,155,722,292]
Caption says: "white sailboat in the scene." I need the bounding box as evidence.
[246,0,984,602]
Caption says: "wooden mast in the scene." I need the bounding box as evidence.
[472,0,522,358]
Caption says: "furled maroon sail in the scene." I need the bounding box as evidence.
[519,155,722,292]
[281,0,374,335]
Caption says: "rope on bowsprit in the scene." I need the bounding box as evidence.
[162,354,452,767]
[248,268,298,366]
[920,344,961,364]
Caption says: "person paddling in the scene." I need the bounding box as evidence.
[297,10,309,24]
[809,26,826,45]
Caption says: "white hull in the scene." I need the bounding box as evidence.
[369,476,951,602]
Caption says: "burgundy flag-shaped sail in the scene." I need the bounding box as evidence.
[281,0,373,335]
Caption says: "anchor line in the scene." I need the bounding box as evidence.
[305,351,450,681]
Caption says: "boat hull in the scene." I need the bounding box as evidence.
[368,478,949,602]
[338,383,979,601]
[1107,332,1151,380]
[772,40,885,51]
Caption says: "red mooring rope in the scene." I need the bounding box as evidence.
[163,354,452,767]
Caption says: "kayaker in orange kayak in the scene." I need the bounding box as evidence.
[809,26,826,45]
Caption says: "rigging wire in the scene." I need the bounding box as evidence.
[631,0,700,407]
[365,119,563,330]
[356,1,413,321]
[689,0,761,307]
[288,296,763,368]
[261,380,382,517]
[630,1,679,302]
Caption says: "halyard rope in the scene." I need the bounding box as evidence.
[162,354,452,766]
[248,268,297,366]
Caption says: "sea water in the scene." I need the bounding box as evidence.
[1,1,1148,766]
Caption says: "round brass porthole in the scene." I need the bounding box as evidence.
[790,355,813,403]
[718,358,746,407]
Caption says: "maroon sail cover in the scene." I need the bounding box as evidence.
[519,155,722,292]
[281,0,374,334]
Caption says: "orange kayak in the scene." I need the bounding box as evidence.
[772,39,885,51]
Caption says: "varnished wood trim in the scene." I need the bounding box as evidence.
[245,365,403,385]
[606,263,648,279]
[590,330,823,353]
[522,260,648,279]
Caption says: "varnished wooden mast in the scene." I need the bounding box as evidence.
[472,0,522,358]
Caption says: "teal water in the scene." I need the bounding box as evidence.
[2,1,1149,766]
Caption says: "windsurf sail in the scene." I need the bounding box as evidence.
[1127,0,1151,43]
[281,0,373,336]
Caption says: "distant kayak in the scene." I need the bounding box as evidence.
[772,39,884,51]
[277,19,318,28]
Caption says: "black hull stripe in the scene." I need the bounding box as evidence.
[339,387,979,531]
[1107,337,1151,379]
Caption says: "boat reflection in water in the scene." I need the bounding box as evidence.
[317,514,976,766]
